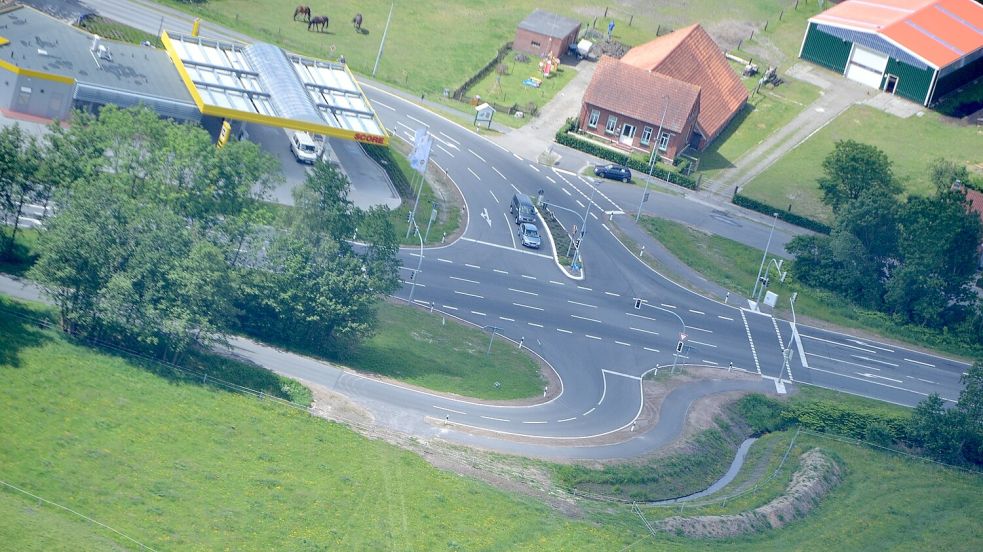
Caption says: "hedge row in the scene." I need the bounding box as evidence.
[554,120,698,190]
[362,144,414,200]
[452,42,513,101]
[737,394,911,445]
[732,191,832,234]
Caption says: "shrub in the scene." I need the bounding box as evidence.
[732,191,832,234]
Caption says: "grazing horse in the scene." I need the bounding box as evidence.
[308,15,329,32]
[352,13,363,32]
[293,5,311,22]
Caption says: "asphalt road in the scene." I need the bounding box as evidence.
[6,0,973,459]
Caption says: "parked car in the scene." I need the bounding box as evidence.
[594,163,631,182]
[290,131,319,164]
[517,223,541,249]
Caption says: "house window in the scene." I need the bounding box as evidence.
[605,115,618,134]
[588,109,600,128]
[640,126,653,145]
[658,131,671,152]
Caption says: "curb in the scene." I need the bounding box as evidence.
[534,205,585,281]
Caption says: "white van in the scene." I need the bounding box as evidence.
[290,131,319,164]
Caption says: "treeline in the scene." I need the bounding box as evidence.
[1,106,400,361]
[738,361,983,468]
[787,140,983,349]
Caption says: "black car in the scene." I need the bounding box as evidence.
[594,164,632,182]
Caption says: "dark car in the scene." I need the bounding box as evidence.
[594,164,632,182]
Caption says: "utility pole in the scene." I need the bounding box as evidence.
[372,1,395,77]
[752,212,779,304]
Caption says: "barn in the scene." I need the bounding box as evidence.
[514,9,581,58]
[799,0,983,106]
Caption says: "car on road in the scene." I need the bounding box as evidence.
[517,223,541,249]
[290,131,319,164]
[594,163,632,182]
[510,193,537,224]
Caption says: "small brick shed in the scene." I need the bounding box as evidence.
[514,9,581,58]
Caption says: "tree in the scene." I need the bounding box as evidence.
[818,140,899,212]
[908,394,964,464]
[835,188,900,262]
[929,157,971,197]
[786,229,884,308]
[0,124,42,260]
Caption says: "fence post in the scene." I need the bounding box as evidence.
[629,15,633,26]
[604,7,609,17]
[779,9,784,21]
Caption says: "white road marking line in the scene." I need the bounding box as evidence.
[481,415,509,422]
[602,369,642,380]
[585,334,602,340]
[402,281,425,286]
[528,164,540,172]
[458,237,552,259]
[800,334,878,353]
[549,280,565,285]
[467,167,481,180]
[470,311,486,316]
[604,291,620,297]
[493,167,507,180]
[687,326,713,333]
[905,358,935,367]
[513,153,522,160]
[562,188,572,196]
[689,339,717,348]
[852,355,899,368]
[442,305,458,311]
[489,189,499,203]
[702,360,719,365]
[528,322,544,328]
[806,352,880,371]
[396,121,414,132]
[688,309,705,315]
[511,183,521,193]
[522,420,548,424]
[792,323,809,369]
[493,269,509,274]
[414,299,430,306]
[434,405,465,414]
[583,407,596,416]
[660,303,676,309]
[438,258,453,263]
[435,143,455,157]
[546,176,556,183]
[717,315,734,321]
[406,114,429,127]
[557,417,576,422]
[374,100,395,110]
[590,212,598,220]
[521,274,537,280]
[807,366,955,401]
[848,339,895,353]
[643,347,660,352]
[513,302,544,311]
[916,377,937,384]
[578,285,593,291]
[576,199,585,208]
[615,341,631,347]
[741,310,762,375]
[449,276,479,284]
[455,291,484,298]
[465,263,481,269]
[572,315,603,323]
[469,148,486,162]
[438,131,459,145]
[557,328,573,334]
[568,300,598,308]
[499,316,515,322]
[626,312,658,322]
[630,327,659,336]
[857,372,903,383]
[509,287,538,296]
[772,317,793,381]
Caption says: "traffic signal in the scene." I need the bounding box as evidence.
[675,341,684,353]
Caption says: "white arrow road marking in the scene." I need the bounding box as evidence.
[852,355,899,367]
[848,339,894,353]
[481,208,492,227]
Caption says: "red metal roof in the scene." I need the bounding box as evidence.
[621,24,748,143]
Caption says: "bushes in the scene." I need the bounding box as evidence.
[732,191,832,234]
[452,42,513,100]
[363,144,414,200]
[555,119,698,190]
[737,393,911,444]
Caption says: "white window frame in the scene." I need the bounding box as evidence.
[658,131,671,152]
[640,126,653,145]
[621,123,635,139]
[605,115,618,134]
[588,109,600,128]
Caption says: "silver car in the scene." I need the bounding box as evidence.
[518,223,541,249]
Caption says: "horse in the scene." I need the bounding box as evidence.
[308,15,329,32]
[293,5,311,22]
[352,13,363,32]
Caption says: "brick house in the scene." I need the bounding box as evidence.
[579,56,701,162]
[577,24,748,161]
[514,9,581,58]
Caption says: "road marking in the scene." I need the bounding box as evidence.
[852,355,899,368]
[469,148,486,162]
[792,323,809,369]
[562,188,572,196]
[449,276,479,284]
[521,274,537,280]
[602,369,642,380]
[689,339,717,348]
[585,334,602,340]
[660,303,676,309]
[557,328,573,334]
[772,318,793,381]
[481,415,509,422]
[604,291,620,297]
[799,334,878,354]
[528,164,540,172]
[688,309,705,315]
[590,212,598,220]
[468,167,481,181]
[470,311,486,316]
[513,153,522,160]
[630,327,659,336]
[414,299,430,306]
[489,189,499,203]
[857,372,903,383]
[528,322,544,328]
[522,420,548,424]
[513,302,544,311]
[576,199,585,208]
[493,269,509,275]
[438,131,459,145]
[806,352,880,371]
[499,316,514,322]
[442,305,458,311]
[509,287,538,296]
[438,258,453,264]
[583,407,596,416]
[546,176,556,183]
[557,417,576,422]
[406,114,429,127]
[459,237,552,259]
[905,358,936,368]
[643,347,660,352]
[615,341,631,347]
[549,280,565,286]
[702,360,719,366]
[572,315,602,323]
[402,281,425,286]
[916,378,936,384]
[717,315,734,321]
[511,183,521,193]
[433,405,465,414]
[455,291,483,298]
[626,312,658,322]
[848,339,894,353]
[465,263,481,269]
[435,143,455,157]
[686,326,713,334]
[373,100,395,110]
[493,167,507,180]
[568,300,598,308]
[578,285,593,291]
[740,310,762,375]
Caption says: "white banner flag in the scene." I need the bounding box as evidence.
[409,128,432,175]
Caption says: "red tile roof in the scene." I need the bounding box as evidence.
[967,188,983,227]
[582,56,701,133]
[621,24,748,143]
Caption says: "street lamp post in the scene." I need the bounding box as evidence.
[571,181,598,268]
[424,201,439,242]
[372,1,395,77]
[756,258,787,304]
[645,303,686,375]
[647,95,670,177]
[484,325,502,355]
[752,212,779,305]
[407,221,424,303]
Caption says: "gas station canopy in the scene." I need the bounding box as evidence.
[162,31,389,145]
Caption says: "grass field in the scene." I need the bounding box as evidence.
[742,105,983,224]
[342,301,546,399]
[467,56,577,114]
[636,216,983,358]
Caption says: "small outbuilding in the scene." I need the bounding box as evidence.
[514,9,581,59]
[799,0,983,106]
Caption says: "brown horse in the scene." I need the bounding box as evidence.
[352,13,363,32]
[308,15,329,32]
[293,5,311,22]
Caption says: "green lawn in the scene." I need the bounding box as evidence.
[344,302,546,399]
[742,104,983,224]
[636,216,983,358]
[467,56,577,115]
